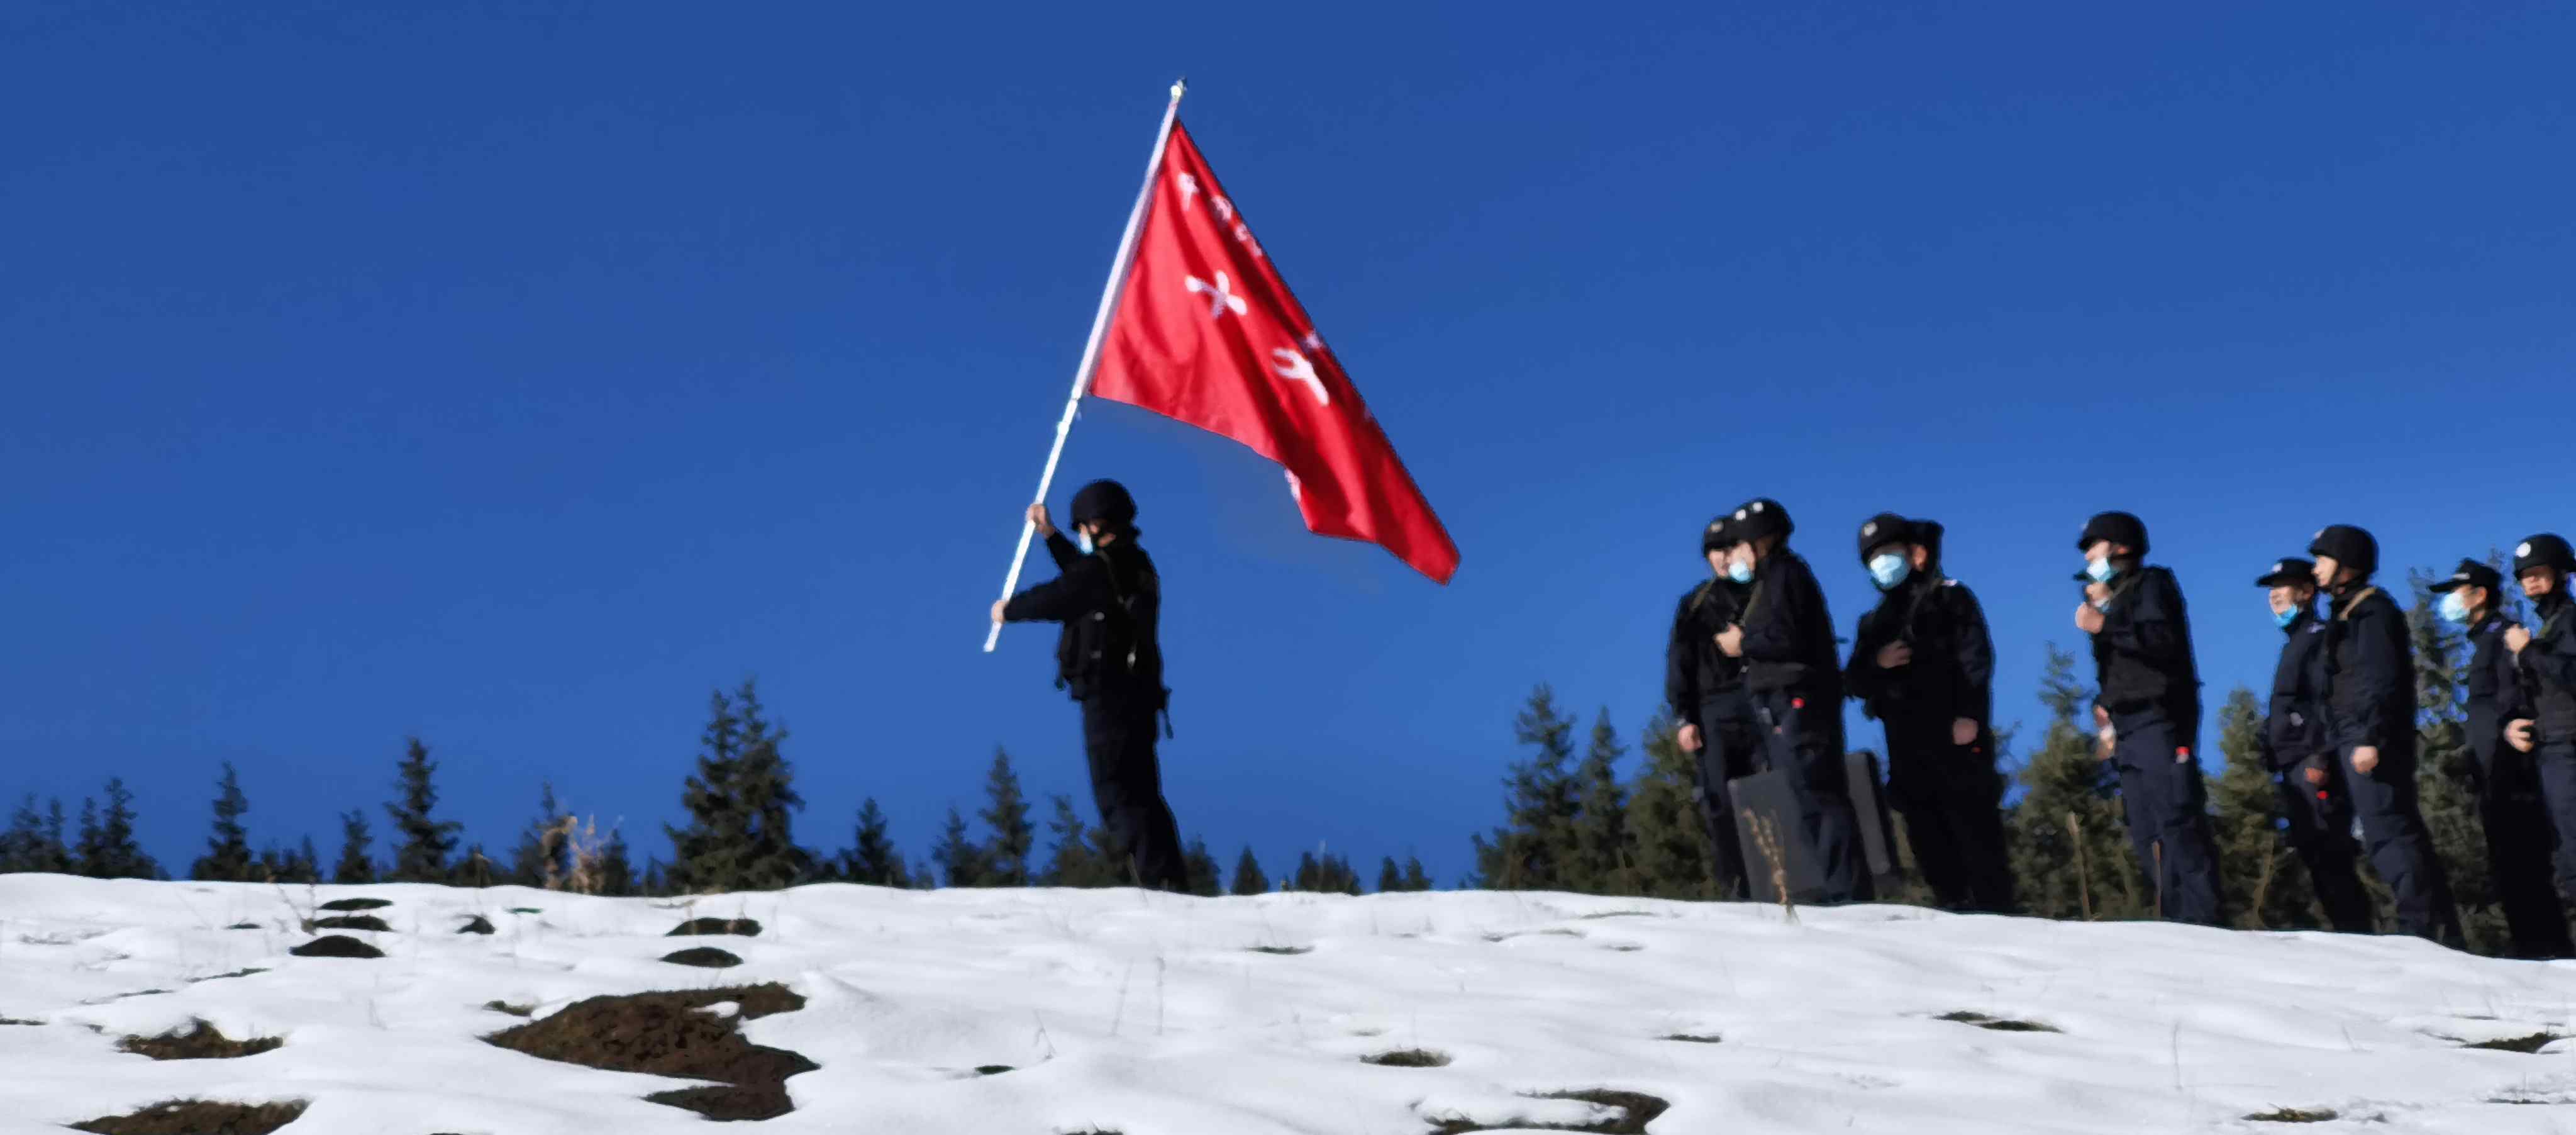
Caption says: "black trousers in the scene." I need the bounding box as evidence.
[1079,693,1187,892]
[2538,741,2576,907]
[2332,741,2462,945]
[1750,687,1871,904]
[1692,691,1760,900]
[1882,721,2015,914]
[2475,745,2572,958]
[2109,713,2221,925]
[2272,757,2373,934]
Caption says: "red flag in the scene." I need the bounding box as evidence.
[1088,120,1460,584]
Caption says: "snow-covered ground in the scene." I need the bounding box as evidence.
[4,876,2574,1134]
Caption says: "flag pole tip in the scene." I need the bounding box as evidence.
[1170,77,1187,101]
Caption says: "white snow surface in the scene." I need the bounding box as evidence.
[5,876,2576,1133]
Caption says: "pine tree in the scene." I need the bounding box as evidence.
[508,783,572,888]
[932,805,986,888]
[979,749,1035,886]
[1470,685,1583,890]
[384,737,462,883]
[725,681,814,890]
[909,858,938,890]
[1621,712,1711,898]
[2003,646,2145,920]
[1401,856,1433,892]
[255,839,317,885]
[641,859,670,897]
[0,795,50,873]
[452,842,497,887]
[1377,856,1403,893]
[73,797,103,875]
[596,829,636,896]
[287,836,321,885]
[844,798,913,888]
[2209,686,2321,931]
[333,810,377,884]
[2405,570,2511,956]
[1324,853,1361,895]
[1183,837,1221,897]
[666,688,747,893]
[1570,708,1634,894]
[1286,850,1359,894]
[190,762,256,883]
[1040,795,1116,887]
[42,798,72,873]
[1291,851,1321,891]
[1230,846,1269,895]
[79,778,160,880]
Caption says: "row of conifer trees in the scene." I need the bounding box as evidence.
[1,569,2540,956]
[0,681,1427,902]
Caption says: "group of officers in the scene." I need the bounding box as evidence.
[1667,502,2576,956]
[990,480,2576,956]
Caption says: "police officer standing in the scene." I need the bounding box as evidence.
[2432,557,2569,957]
[2306,524,2462,944]
[990,479,1187,892]
[1716,499,1870,903]
[1845,514,2012,913]
[2506,534,2576,910]
[2255,557,2373,934]
[2073,511,2221,924]
[1667,514,1753,899]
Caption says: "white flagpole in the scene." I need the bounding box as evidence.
[984,78,1187,652]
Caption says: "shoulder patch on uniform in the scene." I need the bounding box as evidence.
[1941,578,1960,588]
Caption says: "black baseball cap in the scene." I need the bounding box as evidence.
[2429,559,2504,594]
[2255,558,2314,588]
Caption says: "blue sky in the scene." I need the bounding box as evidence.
[5,4,2570,883]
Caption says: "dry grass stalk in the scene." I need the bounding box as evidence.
[539,814,578,892]
[1740,807,1796,925]
[2247,838,2280,931]
[561,816,611,896]
[2066,812,2094,921]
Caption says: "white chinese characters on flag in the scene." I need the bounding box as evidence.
[1087,121,1460,584]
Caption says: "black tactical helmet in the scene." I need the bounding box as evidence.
[1729,498,1792,544]
[2514,534,2576,576]
[1856,513,1913,564]
[2429,559,2504,595]
[2255,557,2314,588]
[1701,514,1732,555]
[1070,479,1138,530]
[2307,525,2378,578]
[2077,511,2149,557]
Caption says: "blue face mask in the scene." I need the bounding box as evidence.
[2437,591,2471,624]
[1868,553,1911,591]
[2085,557,2120,584]
[1726,559,1754,584]
[2273,606,2300,629]
[1076,530,1096,555]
